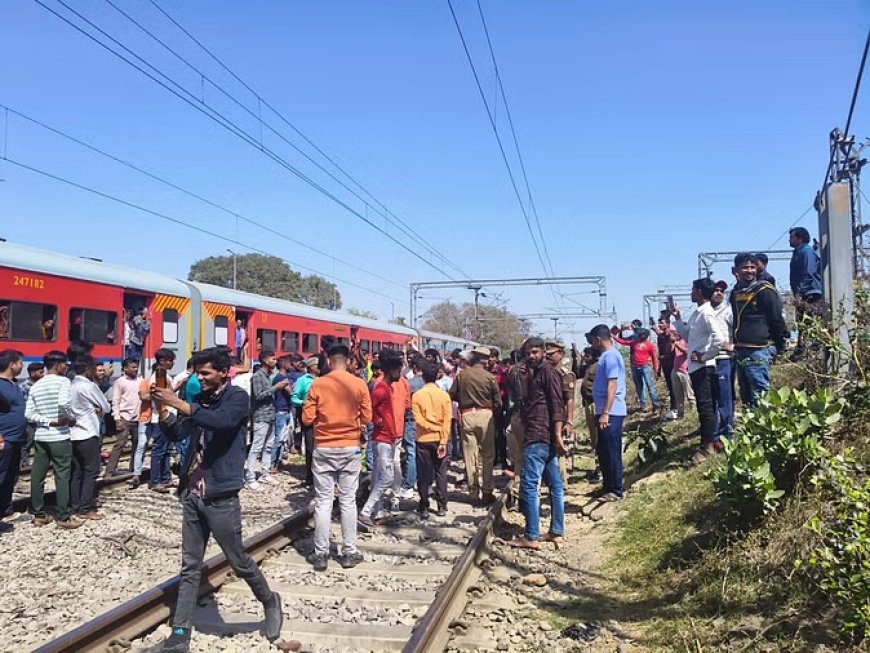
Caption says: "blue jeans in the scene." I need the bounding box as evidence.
[271,411,292,468]
[597,414,625,497]
[735,347,771,407]
[520,442,564,540]
[449,418,463,460]
[134,422,154,476]
[630,365,658,408]
[714,359,733,440]
[150,425,173,486]
[363,423,374,471]
[402,419,417,490]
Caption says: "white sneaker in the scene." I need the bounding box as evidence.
[259,476,277,485]
[663,410,678,421]
[245,481,263,491]
[396,487,415,499]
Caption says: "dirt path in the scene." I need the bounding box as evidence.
[447,458,647,653]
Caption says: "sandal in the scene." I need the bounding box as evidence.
[507,537,540,550]
[541,532,565,544]
[691,450,709,466]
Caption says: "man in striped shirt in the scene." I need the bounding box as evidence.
[25,350,83,529]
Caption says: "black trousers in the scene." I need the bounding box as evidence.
[173,491,272,629]
[105,419,138,475]
[0,441,23,517]
[661,359,676,410]
[690,366,718,447]
[416,441,448,509]
[303,424,314,486]
[293,406,304,452]
[71,436,102,514]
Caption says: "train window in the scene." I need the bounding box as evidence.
[337,337,350,346]
[0,300,57,341]
[162,308,179,344]
[69,308,117,345]
[302,333,318,353]
[257,329,277,352]
[371,341,381,354]
[281,331,299,353]
[360,339,370,354]
[214,316,229,346]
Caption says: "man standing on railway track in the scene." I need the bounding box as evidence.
[412,362,452,519]
[25,350,83,529]
[449,346,502,506]
[69,355,110,520]
[302,344,372,571]
[0,349,27,527]
[246,350,289,490]
[508,337,567,549]
[137,349,177,492]
[106,357,141,477]
[150,347,283,652]
[359,353,404,527]
[291,356,320,487]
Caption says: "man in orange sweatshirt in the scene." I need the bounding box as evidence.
[302,344,372,572]
[412,362,452,518]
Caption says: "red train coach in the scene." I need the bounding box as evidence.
[0,240,419,375]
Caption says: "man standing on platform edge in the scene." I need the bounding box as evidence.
[150,347,283,653]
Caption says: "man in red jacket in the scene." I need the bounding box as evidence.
[359,353,404,527]
[613,327,660,412]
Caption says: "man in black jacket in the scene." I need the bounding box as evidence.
[729,253,787,407]
[151,348,282,653]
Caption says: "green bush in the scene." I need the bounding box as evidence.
[711,386,844,516]
[802,452,870,640]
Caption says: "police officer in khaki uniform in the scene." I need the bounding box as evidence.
[449,346,502,505]
[545,341,576,484]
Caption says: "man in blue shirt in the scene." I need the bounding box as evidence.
[269,355,296,472]
[587,325,627,501]
[789,227,823,357]
[0,349,27,526]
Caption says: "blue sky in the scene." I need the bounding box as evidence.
[1,1,867,343]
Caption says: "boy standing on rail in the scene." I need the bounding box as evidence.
[412,362,452,519]
[151,347,283,652]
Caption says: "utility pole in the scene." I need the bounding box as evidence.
[551,317,559,339]
[226,248,237,290]
[468,284,483,341]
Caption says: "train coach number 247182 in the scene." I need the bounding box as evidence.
[12,274,46,289]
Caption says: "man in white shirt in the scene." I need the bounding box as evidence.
[672,278,725,464]
[70,355,111,520]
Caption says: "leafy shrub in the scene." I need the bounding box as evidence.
[801,452,870,640]
[711,386,844,516]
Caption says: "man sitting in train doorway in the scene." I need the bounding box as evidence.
[151,348,283,651]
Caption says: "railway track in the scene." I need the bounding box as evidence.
[31,485,509,653]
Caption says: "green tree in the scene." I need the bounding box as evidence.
[347,308,379,320]
[188,253,342,309]
[421,300,530,352]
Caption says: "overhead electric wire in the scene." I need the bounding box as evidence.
[0,155,404,304]
[33,0,458,281]
[144,0,467,279]
[820,29,870,193]
[445,0,556,294]
[766,205,815,250]
[0,103,404,291]
[475,0,557,283]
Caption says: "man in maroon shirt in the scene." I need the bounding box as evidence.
[653,315,678,420]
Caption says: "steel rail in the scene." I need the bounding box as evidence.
[402,487,508,653]
[31,507,314,653]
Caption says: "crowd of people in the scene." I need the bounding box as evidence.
[0,228,824,652]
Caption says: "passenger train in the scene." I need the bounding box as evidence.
[0,240,477,376]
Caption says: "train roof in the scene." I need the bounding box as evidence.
[0,240,192,297]
[191,282,417,337]
[416,328,477,348]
